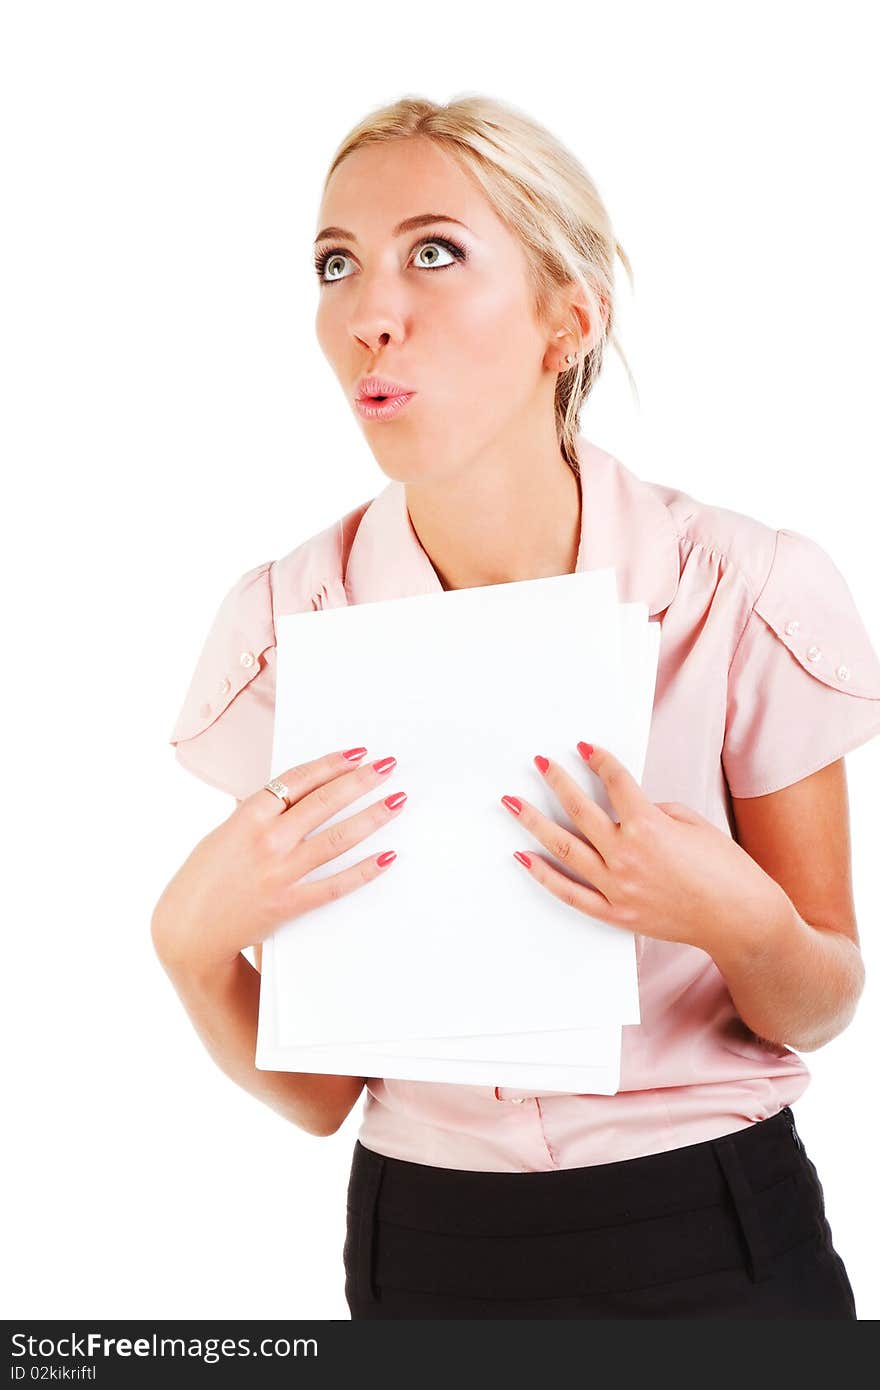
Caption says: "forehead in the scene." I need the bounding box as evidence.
[317,138,501,239]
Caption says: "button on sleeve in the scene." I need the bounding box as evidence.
[168,560,276,800]
[722,528,880,798]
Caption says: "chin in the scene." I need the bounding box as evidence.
[365,437,452,488]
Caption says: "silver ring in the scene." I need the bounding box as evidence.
[264,778,293,810]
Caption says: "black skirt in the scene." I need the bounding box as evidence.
[343,1105,857,1319]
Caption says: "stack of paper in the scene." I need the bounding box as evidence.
[255,569,660,1095]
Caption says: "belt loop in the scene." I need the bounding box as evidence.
[712,1133,774,1283]
[354,1148,386,1305]
[783,1105,806,1155]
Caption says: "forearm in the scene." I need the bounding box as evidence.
[708,897,866,1052]
[154,943,365,1135]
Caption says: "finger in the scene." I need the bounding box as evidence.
[573,742,652,829]
[282,844,399,920]
[245,747,375,822]
[280,754,399,844]
[512,849,634,929]
[500,794,612,893]
[532,751,617,861]
[655,800,704,823]
[293,787,408,875]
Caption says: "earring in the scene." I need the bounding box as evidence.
[565,353,577,366]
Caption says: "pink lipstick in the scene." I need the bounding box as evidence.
[354,374,418,421]
[355,392,416,420]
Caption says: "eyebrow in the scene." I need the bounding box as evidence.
[313,212,470,247]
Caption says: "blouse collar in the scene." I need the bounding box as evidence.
[342,433,680,617]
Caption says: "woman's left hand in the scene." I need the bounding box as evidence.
[502,742,788,953]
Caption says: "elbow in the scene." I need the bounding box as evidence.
[295,1092,365,1139]
[788,996,864,1054]
[299,1111,349,1138]
[150,910,176,972]
[307,1120,345,1139]
[274,1106,344,1138]
[789,943,866,1053]
[311,1099,362,1137]
[150,890,180,970]
[301,1078,367,1137]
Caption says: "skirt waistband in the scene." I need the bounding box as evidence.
[347,1106,808,1238]
[345,1107,823,1299]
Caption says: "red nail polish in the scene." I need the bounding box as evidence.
[373,756,396,774]
[343,746,368,760]
[577,742,594,761]
[513,851,532,869]
[384,792,407,810]
[376,851,397,868]
[501,795,522,815]
[534,755,549,775]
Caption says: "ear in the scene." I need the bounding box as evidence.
[566,279,609,352]
[543,280,605,370]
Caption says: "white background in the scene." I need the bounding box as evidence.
[3,0,878,1320]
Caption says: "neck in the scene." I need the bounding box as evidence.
[403,422,582,592]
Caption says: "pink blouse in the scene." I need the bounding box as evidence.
[168,434,880,1172]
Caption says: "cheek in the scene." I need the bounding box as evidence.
[433,280,539,393]
[461,274,532,346]
[314,303,340,364]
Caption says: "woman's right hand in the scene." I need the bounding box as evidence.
[151,748,405,974]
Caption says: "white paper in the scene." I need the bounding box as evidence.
[289,605,661,1068]
[255,597,660,1093]
[256,930,624,1090]
[263,572,644,1048]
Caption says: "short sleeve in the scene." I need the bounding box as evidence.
[168,561,277,801]
[722,528,880,798]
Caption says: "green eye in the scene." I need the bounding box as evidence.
[313,234,468,283]
[316,252,349,282]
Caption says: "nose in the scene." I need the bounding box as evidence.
[351,320,412,364]
[355,328,393,355]
[345,268,409,354]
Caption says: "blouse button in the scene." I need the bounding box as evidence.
[806,644,822,661]
[784,620,800,635]
[219,677,231,695]
[836,665,851,681]
[239,651,256,668]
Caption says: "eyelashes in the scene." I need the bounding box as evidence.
[313,234,469,284]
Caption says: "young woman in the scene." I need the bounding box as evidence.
[152,94,880,1319]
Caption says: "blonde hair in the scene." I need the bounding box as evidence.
[320,93,635,477]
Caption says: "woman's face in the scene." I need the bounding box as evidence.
[314,137,562,483]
